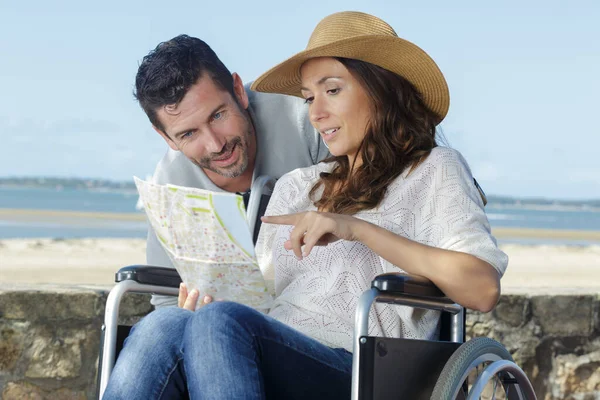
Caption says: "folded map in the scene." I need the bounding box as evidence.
[134,177,273,310]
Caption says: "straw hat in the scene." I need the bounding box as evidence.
[251,11,450,122]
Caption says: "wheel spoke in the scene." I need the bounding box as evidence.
[431,338,536,400]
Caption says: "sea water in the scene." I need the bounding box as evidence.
[1,187,599,243]
[0,187,145,239]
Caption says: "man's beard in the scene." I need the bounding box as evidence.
[194,134,249,179]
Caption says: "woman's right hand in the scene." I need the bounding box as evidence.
[178,283,213,311]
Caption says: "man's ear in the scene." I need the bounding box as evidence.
[232,72,249,110]
[153,125,179,151]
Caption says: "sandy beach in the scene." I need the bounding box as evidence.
[1,208,599,292]
[0,238,146,288]
[1,237,599,294]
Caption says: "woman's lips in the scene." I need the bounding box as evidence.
[321,128,339,143]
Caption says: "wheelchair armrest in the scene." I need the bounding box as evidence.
[371,272,453,303]
[115,265,182,288]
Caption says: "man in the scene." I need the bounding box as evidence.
[102,35,328,398]
[140,35,329,308]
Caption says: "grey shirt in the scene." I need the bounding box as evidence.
[146,85,329,307]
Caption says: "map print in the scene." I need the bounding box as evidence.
[134,177,273,310]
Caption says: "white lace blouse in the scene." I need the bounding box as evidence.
[255,147,508,352]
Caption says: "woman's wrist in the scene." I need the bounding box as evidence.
[351,217,375,244]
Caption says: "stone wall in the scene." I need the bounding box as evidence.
[468,293,600,400]
[0,286,151,400]
[0,286,598,399]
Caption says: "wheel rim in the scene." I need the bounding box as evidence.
[432,338,533,400]
[451,354,516,399]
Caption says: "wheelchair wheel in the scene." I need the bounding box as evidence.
[431,337,535,400]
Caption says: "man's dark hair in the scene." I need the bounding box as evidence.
[134,35,235,133]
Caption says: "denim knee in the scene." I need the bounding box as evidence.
[103,307,192,399]
[185,301,258,339]
[127,306,192,347]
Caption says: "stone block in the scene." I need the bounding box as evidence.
[0,290,105,321]
[505,335,540,366]
[531,296,594,337]
[119,293,153,317]
[44,388,87,400]
[0,321,29,372]
[1,382,86,400]
[466,311,494,339]
[547,350,600,400]
[25,326,87,379]
[2,381,44,400]
[493,294,530,327]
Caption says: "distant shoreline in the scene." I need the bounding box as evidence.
[0,208,145,221]
[487,203,600,213]
[0,184,138,195]
[1,208,599,243]
[1,179,599,209]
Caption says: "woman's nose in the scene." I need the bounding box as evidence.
[309,96,329,124]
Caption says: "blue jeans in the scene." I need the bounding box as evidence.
[103,302,353,399]
[103,307,190,399]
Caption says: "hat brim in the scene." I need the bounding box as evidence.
[251,35,449,123]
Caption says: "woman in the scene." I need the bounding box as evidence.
[181,10,507,399]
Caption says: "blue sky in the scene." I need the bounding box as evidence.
[1,0,598,200]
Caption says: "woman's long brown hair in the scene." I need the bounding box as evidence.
[310,57,441,215]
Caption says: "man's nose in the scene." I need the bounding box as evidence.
[309,96,329,124]
[203,128,227,153]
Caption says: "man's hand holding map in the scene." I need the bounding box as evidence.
[134,177,273,311]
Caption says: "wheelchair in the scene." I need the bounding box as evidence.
[97,176,537,399]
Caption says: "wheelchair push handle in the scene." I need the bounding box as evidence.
[115,265,182,288]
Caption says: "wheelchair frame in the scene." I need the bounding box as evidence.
[97,174,537,399]
[352,278,463,399]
